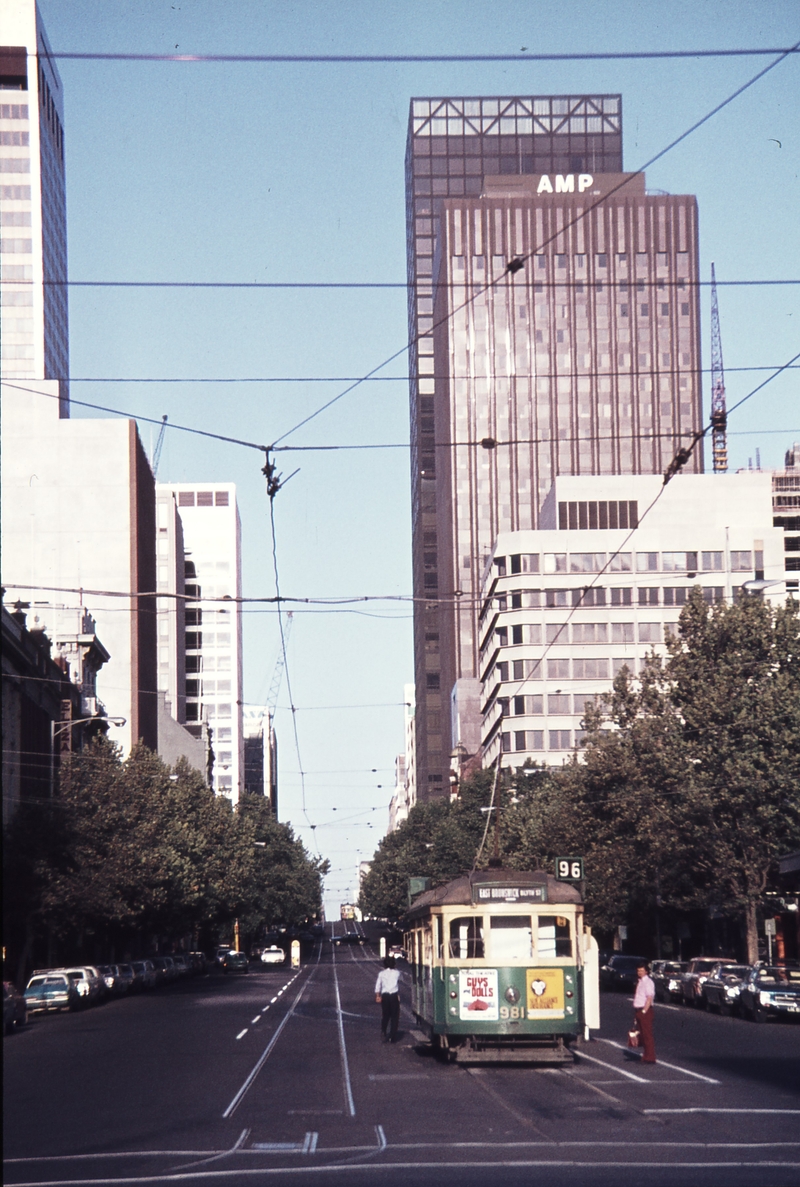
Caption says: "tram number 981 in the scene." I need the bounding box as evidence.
[556,857,584,882]
[500,1005,525,1020]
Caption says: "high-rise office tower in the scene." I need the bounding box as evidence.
[1,3,69,403]
[157,483,244,801]
[406,97,702,797]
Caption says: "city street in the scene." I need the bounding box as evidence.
[4,937,800,1187]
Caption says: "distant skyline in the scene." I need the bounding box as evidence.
[26,1,800,911]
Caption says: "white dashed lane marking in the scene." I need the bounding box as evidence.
[236,1029,248,1040]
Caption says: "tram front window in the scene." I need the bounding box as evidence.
[537,915,572,958]
[449,916,484,959]
[490,916,533,962]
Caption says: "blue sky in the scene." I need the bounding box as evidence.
[38,0,799,912]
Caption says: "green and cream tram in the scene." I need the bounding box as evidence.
[404,868,599,1062]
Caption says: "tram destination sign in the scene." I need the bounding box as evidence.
[472,882,547,904]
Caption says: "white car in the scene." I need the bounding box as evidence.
[260,946,285,965]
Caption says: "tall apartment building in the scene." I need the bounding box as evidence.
[1,4,68,400]
[479,472,785,769]
[405,96,702,797]
[158,483,244,801]
[772,442,800,592]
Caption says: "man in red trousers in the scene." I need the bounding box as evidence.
[633,962,656,1063]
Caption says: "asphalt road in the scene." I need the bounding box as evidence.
[4,933,800,1187]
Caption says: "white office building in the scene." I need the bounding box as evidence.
[1,3,69,395]
[479,472,786,769]
[157,483,244,801]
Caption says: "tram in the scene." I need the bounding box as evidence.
[404,867,599,1062]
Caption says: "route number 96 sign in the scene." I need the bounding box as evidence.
[556,857,584,882]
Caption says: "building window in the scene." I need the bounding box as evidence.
[663,587,687,606]
[570,553,606,573]
[511,625,523,645]
[573,658,609,679]
[178,492,194,507]
[494,556,507,576]
[559,502,638,531]
[572,622,608,643]
[544,553,567,574]
[611,623,634,643]
[215,491,229,506]
[510,553,539,574]
[497,662,509,682]
[549,730,572,750]
[546,623,568,645]
[546,589,570,608]
[573,693,597,714]
[426,674,440,690]
[636,553,659,572]
[197,491,214,507]
[611,588,632,606]
[730,551,753,571]
[574,587,606,607]
[638,588,659,606]
[701,551,724,570]
[185,632,202,650]
[547,659,570,680]
[702,587,724,604]
[612,658,634,676]
[638,623,662,643]
[548,694,570,714]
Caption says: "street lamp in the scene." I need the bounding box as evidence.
[741,578,786,595]
[50,715,126,797]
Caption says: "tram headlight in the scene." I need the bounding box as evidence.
[504,986,521,1004]
[449,991,457,999]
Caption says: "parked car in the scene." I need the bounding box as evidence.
[113,964,136,993]
[215,946,232,968]
[48,967,102,1005]
[24,973,78,1013]
[600,955,649,992]
[97,965,127,995]
[4,981,27,1033]
[260,946,285,965]
[151,957,172,986]
[739,965,800,1022]
[222,951,249,974]
[130,959,157,991]
[171,955,189,977]
[680,958,729,1006]
[652,960,688,1003]
[389,945,405,961]
[187,952,208,975]
[701,964,751,1014]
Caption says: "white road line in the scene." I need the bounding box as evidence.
[655,1003,681,1011]
[597,1038,721,1084]
[375,1125,387,1151]
[222,973,313,1118]
[251,1017,260,1025]
[270,996,277,1004]
[11,1159,800,1181]
[331,945,356,1118]
[573,1048,647,1082]
[644,1108,800,1115]
[235,1029,248,1040]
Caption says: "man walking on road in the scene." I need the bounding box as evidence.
[633,961,656,1063]
[375,957,400,1043]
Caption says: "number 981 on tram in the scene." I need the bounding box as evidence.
[404,868,599,1063]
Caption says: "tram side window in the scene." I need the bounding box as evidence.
[537,915,572,959]
[435,915,443,960]
[449,916,485,959]
[490,916,533,962]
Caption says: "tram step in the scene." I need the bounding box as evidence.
[409,1029,432,1045]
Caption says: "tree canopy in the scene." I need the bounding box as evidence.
[360,593,800,960]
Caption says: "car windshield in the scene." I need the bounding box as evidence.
[693,961,717,972]
[663,963,685,972]
[758,967,800,984]
[612,958,642,968]
[718,966,749,977]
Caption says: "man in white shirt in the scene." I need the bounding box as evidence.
[374,957,401,1043]
[633,962,656,1063]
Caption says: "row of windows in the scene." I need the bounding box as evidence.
[495,656,640,683]
[501,729,584,753]
[0,104,29,118]
[492,585,725,620]
[0,184,30,199]
[499,692,598,716]
[177,490,230,507]
[186,654,232,673]
[185,703,233,721]
[494,550,752,577]
[185,680,232,697]
[497,619,671,647]
[449,252,688,274]
[185,631,233,650]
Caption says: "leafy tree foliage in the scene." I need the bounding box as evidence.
[3,739,326,977]
[359,594,800,960]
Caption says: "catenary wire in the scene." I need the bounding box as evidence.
[35,277,800,290]
[40,48,800,62]
[270,41,800,448]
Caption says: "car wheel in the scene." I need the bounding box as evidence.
[753,1003,767,1024]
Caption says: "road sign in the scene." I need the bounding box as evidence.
[555,857,584,882]
[764,918,776,936]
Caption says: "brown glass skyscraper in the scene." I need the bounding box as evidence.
[406,97,702,798]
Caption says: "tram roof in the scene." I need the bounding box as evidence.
[405,867,581,919]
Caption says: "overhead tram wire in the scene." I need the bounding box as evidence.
[6,379,796,461]
[38,277,800,290]
[41,48,800,62]
[269,40,800,449]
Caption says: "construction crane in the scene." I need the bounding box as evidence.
[258,612,293,813]
[152,415,168,478]
[709,264,728,473]
[265,611,293,723]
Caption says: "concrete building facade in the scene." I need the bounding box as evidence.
[158,483,244,801]
[478,472,786,769]
[1,2,69,400]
